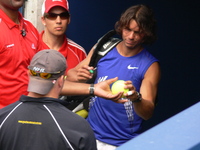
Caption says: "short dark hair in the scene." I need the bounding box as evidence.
[115,4,157,45]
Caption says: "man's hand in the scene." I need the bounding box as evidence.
[123,80,139,101]
[94,77,128,103]
[77,65,94,82]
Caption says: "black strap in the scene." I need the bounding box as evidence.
[86,30,121,84]
[89,30,121,67]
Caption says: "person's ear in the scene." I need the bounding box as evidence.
[57,75,65,88]
[41,17,46,26]
[68,17,71,24]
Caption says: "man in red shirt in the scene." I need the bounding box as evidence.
[0,0,42,108]
[40,0,87,73]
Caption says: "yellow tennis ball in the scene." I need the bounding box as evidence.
[111,80,129,98]
[76,109,88,118]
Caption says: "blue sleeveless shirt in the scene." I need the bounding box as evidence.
[87,47,159,146]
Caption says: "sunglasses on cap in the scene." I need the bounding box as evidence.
[44,12,70,20]
[29,70,61,79]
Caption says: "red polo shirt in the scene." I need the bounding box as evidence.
[0,9,41,108]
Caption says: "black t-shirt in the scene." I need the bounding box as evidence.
[0,95,97,150]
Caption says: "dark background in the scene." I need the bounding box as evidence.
[67,0,200,131]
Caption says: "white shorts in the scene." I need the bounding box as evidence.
[96,140,117,150]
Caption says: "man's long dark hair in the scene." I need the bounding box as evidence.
[115,4,157,45]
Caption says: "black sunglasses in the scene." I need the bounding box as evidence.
[44,12,70,20]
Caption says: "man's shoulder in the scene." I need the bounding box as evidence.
[23,18,37,29]
[66,38,86,52]
[0,101,21,118]
[140,49,159,62]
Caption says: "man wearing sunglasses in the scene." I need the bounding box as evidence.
[0,50,97,150]
[40,0,87,73]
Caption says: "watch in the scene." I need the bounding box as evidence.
[89,84,95,96]
[131,91,142,103]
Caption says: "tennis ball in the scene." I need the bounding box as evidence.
[111,80,129,98]
[76,109,88,118]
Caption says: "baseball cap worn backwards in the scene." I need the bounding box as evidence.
[42,0,69,15]
[28,49,67,95]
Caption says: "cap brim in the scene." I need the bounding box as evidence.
[28,76,55,95]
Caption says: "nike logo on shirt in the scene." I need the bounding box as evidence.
[127,65,139,69]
